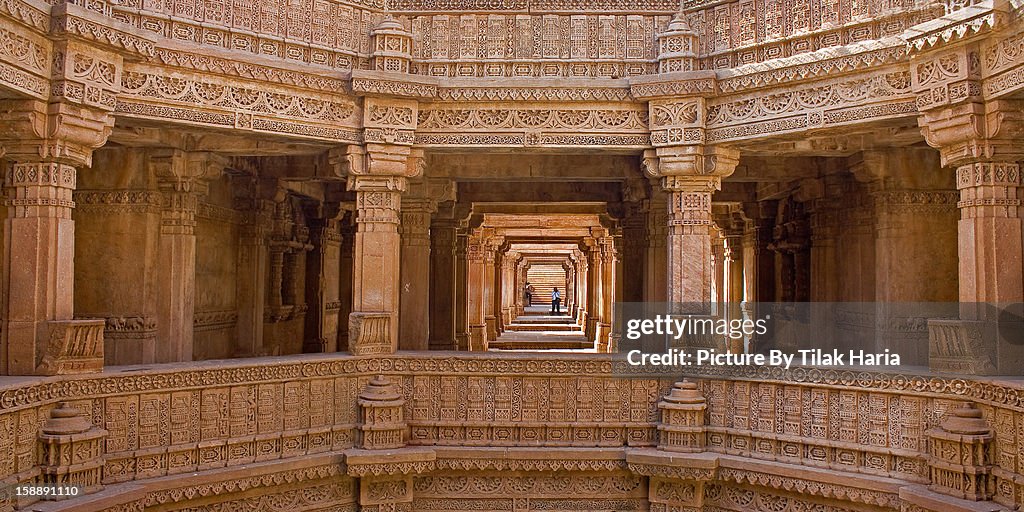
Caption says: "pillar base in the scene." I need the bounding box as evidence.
[469,325,487,351]
[929,318,1024,376]
[595,322,611,351]
[36,320,105,376]
[485,316,498,341]
[349,312,395,356]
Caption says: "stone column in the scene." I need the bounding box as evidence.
[562,260,573,314]
[150,150,225,363]
[574,250,588,326]
[598,235,617,352]
[466,234,487,350]
[235,179,275,357]
[454,229,470,350]
[399,177,435,351]
[501,251,520,328]
[584,235,604,341]
[516,259,528,317]
[338,212,356,351]
[482,236,503,341]
[0,34,128,376]
[917,87,1024,372]
[0,96,113,375]
[652,147,740,309]
[429,204,458,350]
[622,194,648,303]
[303,202,343,353]
[644,184,669,303]
[343,143,421,355]
[723,227,744,353]
[711,228,726,316]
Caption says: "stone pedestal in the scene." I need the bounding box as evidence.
[37,403,107,499]
[657,380,707,452]
[927,403,993,501]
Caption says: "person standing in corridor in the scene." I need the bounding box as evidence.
[551,287,561,315]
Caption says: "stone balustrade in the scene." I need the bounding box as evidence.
[0,352,1021,511]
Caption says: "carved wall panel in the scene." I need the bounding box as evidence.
[1,355,1024,511]
[116,66,361,143]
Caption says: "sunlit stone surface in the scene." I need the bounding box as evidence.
[1,0,1023,510]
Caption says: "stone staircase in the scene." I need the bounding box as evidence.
[489,306,592,351]
[526,263,564,307]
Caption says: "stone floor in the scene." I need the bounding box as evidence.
[490,306,594,351]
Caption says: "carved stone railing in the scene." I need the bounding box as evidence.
[0,353,1022,511]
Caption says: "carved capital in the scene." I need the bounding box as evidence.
[651,146,740,182]
[149,149,226,194]
[0,99,113,167]
[918,99,1024,167]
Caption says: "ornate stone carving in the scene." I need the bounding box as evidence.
[358,376,407,450]
[926,403,995,501]
[37,320,105,376]
[658,380,707,452]
[350,312,394,355]
[37,403,107,498]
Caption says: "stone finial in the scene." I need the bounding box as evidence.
[657,380,707,452]
[371,16,413,73]
[38,403,108,499]
[656,13,699,73]
[357,375,407,449]
[926,403,994,501]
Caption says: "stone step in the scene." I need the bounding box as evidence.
[513,316,575,324]
[506,324,579,332]
[489,340,594,350]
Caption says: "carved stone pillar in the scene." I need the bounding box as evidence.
[622,185,648,302]
[644,185,669,303]
[235,178,275,357]
[482,236,503,341]
[501,251,520,329]
[454,230,469,350]
[711,228,726,316]
[398,174,438,351]
[574,250,589,326]
[429,204,458,350]
[722,227,744,353]
[343,143,421,356]
[304,201,344,353]
[338,213,356,352]
[917,86,1024,373]
[466,234,487,351]
[598,235,617,352]
[650,147,740,309]
[584,236,603,342]
[150,150,224,363]
[0,99,112,375]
